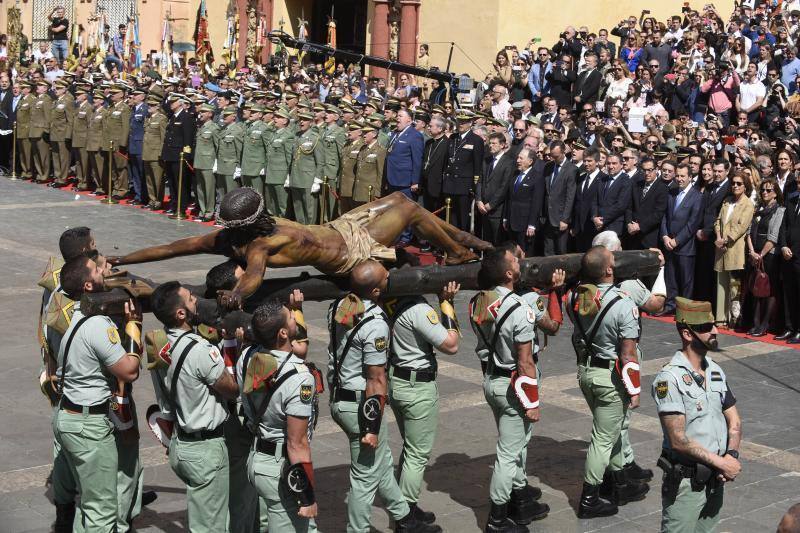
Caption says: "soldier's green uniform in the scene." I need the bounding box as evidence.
[569,283,640,485]
[193,114,221,218]
[87,100,108,194]
[71,98,91,189]
[142,105,167,208]
[49,89,75,185]
[241,348,319,532]
[15,90,35,180]
[377,128,391,149]
[288,123,325,225]
[29,90,53,182]
[327,297,411,532]
[387,296,449,507]
[103,96,131,197]
[264,124,294,217]
[53,303,128,532]
[215,117,245,195]
[320,120,346,220]
[353,138,386,206]
[338,135,364,214]
[240,117,270,198]
[164,328,230,533]
[653,299,735,533]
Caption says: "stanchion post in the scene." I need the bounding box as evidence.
[174,151,185,220]
[321,176,329,224]
[368,185,374,203]
[445,197,452,225]
[105,140,116,204]
[10,122,18,180]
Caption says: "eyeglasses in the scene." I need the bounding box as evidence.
[643,167,656,172]
[691,322,715,333]
[761,188,775,192]
[734,161,744,166]
[513,128,526,132]
[646,140,658,144]
[538,53,548,57]
[613,137,624,142]
[649,64,659,68]
[622,156,635,160]
[731,181,745,186]
[543,128,555,133]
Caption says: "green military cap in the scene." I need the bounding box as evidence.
[61,71,77,79]
[198,103,216,113]
[283,89,299,100]
[572,139,588,151]
[676,146,696,159]
[36,79,51,88]
[130,87,146,96]
[146,97,161,106]
[385,98,401,111]
[252,91,267,99]
[74,87,88,96]
[325,103,341,115]
[455,110,475,121]
[312,102,326,113]
[148,83,166,97]
[348,122,364,132]
[368,112,385,122]
[361,124,377,133]
[652,150,672,160]
[297,110,315,121]
[339,102,354,113]
[109,86,125,95]
[242,101,255,110]
[251,103,266,113]
[274,108,292,120]
[92,89,106,99]
[525,115,541,126]
[221,105,238,116]
[414,110,431,124]
[263,104,275,113]
[296,100,312,110]
[675,297,714,326]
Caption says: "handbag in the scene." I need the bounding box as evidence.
[750,258,771,298]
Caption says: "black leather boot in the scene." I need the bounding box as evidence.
[485,502,529,532]
[508,486,549,524]
[578,482,618,518]
[395,509,442,533]
[54,502,76,533]
[611,469,649,505]
[624,461,654,481]
[410,502,436,524]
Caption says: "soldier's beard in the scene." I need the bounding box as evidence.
[690,331,719,353]
[185,309,202,327]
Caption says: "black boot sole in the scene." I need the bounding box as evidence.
[577,505,619,519]
[616,484,650,505]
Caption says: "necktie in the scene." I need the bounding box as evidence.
[603,177,612,196]
[539,64,546,89]
[550,164,560,187]
[514,172,525,192]
[642,183,650,199]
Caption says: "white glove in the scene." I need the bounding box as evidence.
[651,265,666,297]
[0,130,12,136]
[311,177,323,194]
[212,159,217,173]
[233,167,241,180]
[284,174,291,188]
[259,168,265,176]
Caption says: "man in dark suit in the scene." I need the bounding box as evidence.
[161,95,196,216]
[442,113,484,231]
[660,164,703,314]
[572,147,604,252]
[476,132,515,244]
[421,116,448,214]
[384,108,424,243]
[542,140,577,255]
[0,72,13,173]
[504,148,545,256]
[572,53,603,109]
[592,153,632,236]
[777,175,800,343]
[545,54,577,109]
[626,156,669,249]
[694,159,730,305]
[621,148,643,184]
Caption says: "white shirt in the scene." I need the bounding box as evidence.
[738,78,766,110]
[492,98,512,121]
[675,183,692,209]
[583,168,600,192]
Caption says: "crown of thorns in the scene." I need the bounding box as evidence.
[215,187,265,228]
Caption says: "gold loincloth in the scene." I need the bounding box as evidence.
[325,210,397,274]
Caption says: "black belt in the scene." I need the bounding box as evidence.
[255,439,285,456]
[392,366,436,382]
[334,388,362,403]
[487,365,513,378]
[60,397,109,415]
[585,356,613,369]
[176,425,224,441]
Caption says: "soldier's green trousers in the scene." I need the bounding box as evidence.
[51,139,71,184]
[110,150,129,197]
[389,371,439,504]
[144,160,164,206]
[224,415,259,533]
[168,434,229,533]
[484,374,533,504]
[194,169,217,217]
[116,432,143,533]
[331,398,410,532]
[578,364,628,485]
[53,408,118,533]
[18,138,33,179]
[247,447,318,532]
[621,347,644,466]
[89,151,106,194]
[288,186,319,225]
[660,476,724,533]
[264,183,289,217]
[34,137,51,181]
[241,175,265,199]
[74,147,89,189]
[51,436,77,505]
[216,173,238,196]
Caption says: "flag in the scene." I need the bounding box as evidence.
[133,8,142,72]
[325,17,336,74]
[194,0,213,64]
[160,14,173,76]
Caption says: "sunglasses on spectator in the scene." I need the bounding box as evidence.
[731,181,745,186]
[646,140,658,144]
[649,64,659,68]
[587,120,597,125]
[622,156,636,160]
[613,137,624,142]
[761,187,775,192]
[643,167,656,172]
[544,128,555,133]
[513,128,526,132]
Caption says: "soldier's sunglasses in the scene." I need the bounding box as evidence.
[691,323,714,333]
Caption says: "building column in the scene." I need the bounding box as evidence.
[259,0,273,63]
[370,0,390,80]
[397,0,420,67]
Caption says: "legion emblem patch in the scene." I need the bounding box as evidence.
[656,381,669,399]
[374,337,387,351]
[300,385,313,403]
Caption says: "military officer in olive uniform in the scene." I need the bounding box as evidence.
[53,255,143,532]
[215,105,245,196]
[567,246,648,518]
[240,102,270,198]
[142,96,167,209]
[87,91,108,195]
[470,245,550,530]
[353,125,386,208]
[30,80,53,182]
[15,81,35,180]
[192,103,220,221]
[338,123,364,214]
[103,86,131,200]
[288,110,325,225]
[653,297,742,533]
[264,108,294,217]
[387,282,461,525]
[150,281,239,533]
[327,261,439,533]
[71,88,92,190]
[49,78,75,186]
[242,300,320,532]
[320,104,346,220]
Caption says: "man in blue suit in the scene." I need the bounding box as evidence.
[591,153,631,236]
[528,47,553,114]
[384,108,424,243]
[127,88,148,205]
[660,163,703,315]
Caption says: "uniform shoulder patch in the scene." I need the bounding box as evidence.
[526,308,536,324]
[656,380,669,399]
[209,347,221,362]
[632,307,640,319]
[426,310,439,325]
[300,384,313,403]
[374,336,388,351]
[536,298,545,312]
[682,373,693,385]
[107,327,120,344]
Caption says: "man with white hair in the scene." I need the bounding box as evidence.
[491,85,512,121]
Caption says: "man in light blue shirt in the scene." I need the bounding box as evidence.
[781,46,800,89]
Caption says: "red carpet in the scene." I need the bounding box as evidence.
[644,313,799,350]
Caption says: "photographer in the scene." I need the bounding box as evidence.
[552,26,583,63]
[700,61,740,127]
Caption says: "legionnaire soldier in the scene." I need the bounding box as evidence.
[567,246,648,518]
[150,281,240,532]
[385,281,461,525]
[71,88,92,190]
[30,80,53,183]
[320,104,346,220]
[353,124,386,209]
[327,261,441,533]
[653,298,742,533]
[87,91,109,195]
[241,299,321,532]
[53,255,143,532]
[469,245,550,531]
[15,81,35,180]
[49,78,75,187]
[161,94,196,215]
[216,105,245,196]
[287,110,325,224]
[142,96,167,209]
[338,122,365,214]
[240,102,270,199]
[264,108,294,217]
[193,103,221,221]
[103,86,132,200]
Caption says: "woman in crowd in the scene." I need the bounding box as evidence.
[746,178,785,336]
[621,33,643,73]
[714,172,756,328]
[492,50,514,86]
[605,59,633,111]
